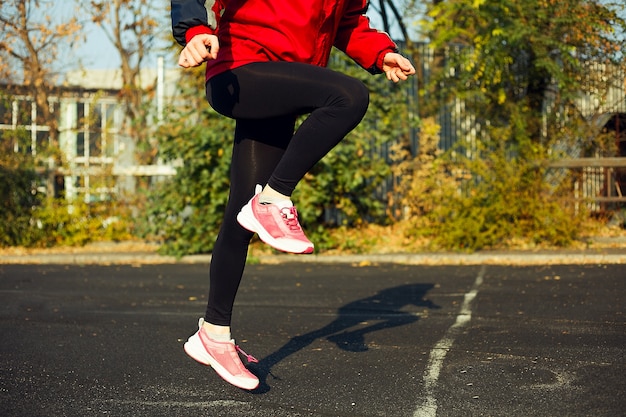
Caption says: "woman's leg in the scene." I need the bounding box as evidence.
[204,116,296,326]
[203,62,369,324]
[188,62,368,390]
[208,62,370,196]
[185,117,294,391]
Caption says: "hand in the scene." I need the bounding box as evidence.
[382,52,416,83]
[178,34,219,68]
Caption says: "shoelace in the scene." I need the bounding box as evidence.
[280,207,303,231]
[236,345,259,363]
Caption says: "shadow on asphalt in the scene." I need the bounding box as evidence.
[250,283,441,393]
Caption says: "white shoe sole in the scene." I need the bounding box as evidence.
[237,202,314,254]
[184,332,259,390]
[184,332,211,365]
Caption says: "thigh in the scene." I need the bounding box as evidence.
[206,61,361,120]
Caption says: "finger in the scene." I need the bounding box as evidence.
[395,69,409,82]
[179,52,199,68]
[395,57,415,74]
[208,42,219,60]
[397,69,409,80]
[197,35,219,60]
[179,50,196,67]
[395,68,404,81]
[399,61,414,74]
[189,45,209,63]
[178,55,190,68]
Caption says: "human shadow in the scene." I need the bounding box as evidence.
[249,283,440,393]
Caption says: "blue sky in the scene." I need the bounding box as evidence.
[42,2,126,71]
[53,1,172,71]
[75,24,174,70]
[76,25,123,70]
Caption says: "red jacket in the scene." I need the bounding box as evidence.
[171,0,398,80]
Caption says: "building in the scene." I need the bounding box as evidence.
[0,61,180,202]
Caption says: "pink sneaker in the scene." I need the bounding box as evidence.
[184,318,259,390]
[237,188,314,254]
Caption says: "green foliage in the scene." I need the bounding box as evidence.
[0,165,40,247]
[296,51,418,248]
[29,199,134,247]
[0,97,133,248]
[142,112,233,256]
[140,66,234,256]
[388,0,625,251]
[0,128,41,247]
[396,118,584,251]
[422,0,625,148]
[0,172,132,248]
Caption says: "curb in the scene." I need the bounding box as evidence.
[1,250,625,266]
[256,251,626,266]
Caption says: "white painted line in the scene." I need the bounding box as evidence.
[413,265,486,417]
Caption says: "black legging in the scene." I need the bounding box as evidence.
[203,61,369,325]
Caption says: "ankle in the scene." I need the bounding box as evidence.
[260,185,289,200]
[202,321,231,342]
[260,185,293,206]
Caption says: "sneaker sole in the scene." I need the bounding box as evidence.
[237,203,314,254]
[184,333,259,390]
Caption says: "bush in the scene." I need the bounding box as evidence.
[0,165,41,247]
[0,173,133,249]
[30,198,134,247]
[1,122,134,247]
[0,128,42,247]
[394,118,586,251]
[140,97,234,256]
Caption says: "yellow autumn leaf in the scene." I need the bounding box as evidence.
[497,89,506,104]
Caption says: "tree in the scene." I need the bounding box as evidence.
[395,0,626,250]
[0,0,82,160]
[140,59,234,255]
[369,0,416,46]
[85,0,165,164]
[424,0,625,148]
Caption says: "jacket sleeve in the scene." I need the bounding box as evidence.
[334,0,398,74]
[171,0,223,46]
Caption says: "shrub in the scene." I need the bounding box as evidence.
[0,128,42,247]
[29,198,134,247]
[0,165,41,247]
[395,118,586,251]
[140,98,234,256]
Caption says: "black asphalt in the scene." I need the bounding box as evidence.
[1,262,624,417]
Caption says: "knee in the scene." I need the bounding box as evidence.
[346,79,370,115]
[334,78,369,121]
